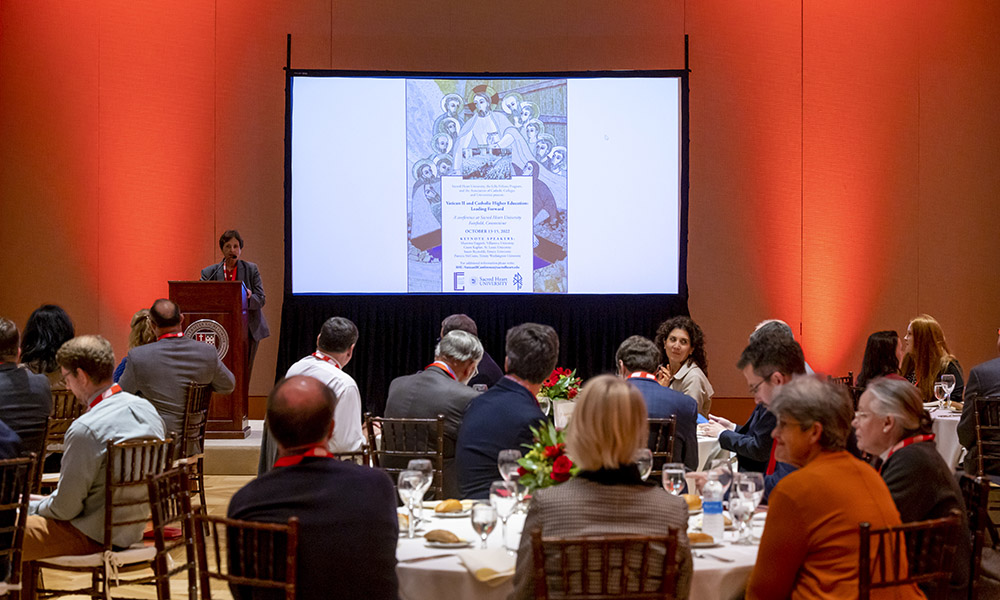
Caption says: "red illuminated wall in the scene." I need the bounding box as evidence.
[2,1,998,397]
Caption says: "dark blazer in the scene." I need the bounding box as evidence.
[200,259,270,342]
[468,349,503,389]
[958,356,1000,474]
[0,362,51,457]
[455,377,544,499]
[882,440,970,599]
[627,377,699,471]
[228,457,398,600]
[718,403,775,473]
[0,418,21,459]
[119,336,235,441]
[385,365,479,497]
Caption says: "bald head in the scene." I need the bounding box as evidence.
[149,298,182,330]
[267,375,338,450]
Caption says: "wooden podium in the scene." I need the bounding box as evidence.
[168,280,251,439]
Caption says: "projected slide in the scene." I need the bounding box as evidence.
[291,74,681,295]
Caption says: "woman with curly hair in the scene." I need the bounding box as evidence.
[19,304,75,389]
[654,315,714,417]
[900,314,963,404]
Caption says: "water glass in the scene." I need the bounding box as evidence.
[470,502,498,549]
[407,459,433,519]
[634,448,653,481]
[708,459,733,497]
[733,471,764,544]
[490,480,518,553]
[934,381,948,411]
[498,449,522,482]
[397,470,425,538]
[662,463,686,495]
[941,374,956,407]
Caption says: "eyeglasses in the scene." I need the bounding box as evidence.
[774,418,804,431]
[854,411,870,420]
[748,372,774,395]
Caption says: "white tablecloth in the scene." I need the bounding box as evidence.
[396,504,759,600]
[929,406,963,471]
[697,435,726,471]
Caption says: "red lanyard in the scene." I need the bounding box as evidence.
[157,332,183,341]
[90,384,122,409]
[629,371,657,381]
[312,352,341,368]
[881,434,935,472]
[766,439,778,475]
[273,445,334,468]
[426,361,457,380]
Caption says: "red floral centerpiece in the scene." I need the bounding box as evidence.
[538,367,582,401]
[516,421,579,492]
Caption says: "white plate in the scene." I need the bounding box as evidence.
[423,500,475,510]
[425,540,473,549]
[687,508,702,516]
[433,509,472,518]
[691,541,722,549]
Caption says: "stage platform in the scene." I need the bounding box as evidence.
[204,419,263,475]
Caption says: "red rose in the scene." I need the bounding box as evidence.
[567,388,578,399]
[550,455,573,482]
[517,466,527,476]
[543,444,562,458]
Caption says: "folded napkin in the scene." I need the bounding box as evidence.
[459,549,516,587]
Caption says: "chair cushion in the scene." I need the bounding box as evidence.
[37,543,156,568]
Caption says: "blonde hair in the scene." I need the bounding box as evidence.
[566,375,648,471]
[900,314,958,401]
[128,309,156,350]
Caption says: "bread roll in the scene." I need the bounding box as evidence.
[435,499,463,513]
[682,494,701,511]
[424,529,460,543]
[689,532,714,544]
[397,513,409,529]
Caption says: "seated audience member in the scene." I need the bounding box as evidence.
[510,375,693,599]
[854,377,970,599]
[258,317,366,474]
[21,335,165,594]
[654,316,714,416]
[701,335,805,498]
[455,323,559,499]
[19,304,75,390]
[750,318,815,374]
[441,313,503,389]
[0,317,52,457]
[228,376,398,600]
[616,335,698,470]
[958,327,1000,475]
[901,314,964,403]
[119,298,235,443]
[385,330,483,497]
[113,308,156,382]
[856,330,906,391]
[746,376,922,600]
[0,419,20,459]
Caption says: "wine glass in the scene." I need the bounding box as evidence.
[538,396,552,417]
[489,480,518,554]
[732,472,764,544]
[470,502,498,549]
[661,463,686,495]
[934,381,948,411]
[941,374,957,408]
[708,459,733,498]
[634,448,653,481]
[397,470,424,539]
[498,449,522,482]
[407,459,434,519]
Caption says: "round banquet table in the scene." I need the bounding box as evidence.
[928,405,963,471]
[395,503,760,600]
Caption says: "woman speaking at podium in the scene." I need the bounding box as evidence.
[201,229,270,377]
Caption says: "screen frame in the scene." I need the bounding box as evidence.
[282,68,690,298]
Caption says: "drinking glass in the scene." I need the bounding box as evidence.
[538,396,552,417]
[397,470,425,539]
[708,459,733,498]
[934,381,948,411]
[634,448,653,481]
[489,480,518,553]
[941,374,957,408]
[498,449,522,482]
[661,463,686,495]
[407,459,434,520]
[470,502,498,549]
[733,472,764,544]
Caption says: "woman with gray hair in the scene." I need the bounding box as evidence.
[509,375,692,599]
[746,376,922,599]
[853,377,969,598]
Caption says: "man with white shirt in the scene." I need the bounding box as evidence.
[258,317,365,474]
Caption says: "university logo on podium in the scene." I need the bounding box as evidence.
[184,319,230,360]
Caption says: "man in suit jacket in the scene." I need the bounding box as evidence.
[0,317,51,457]
[958,329,1000,474]
[615,335,699,471]
[456,323,559,499]
[385,330,483,497]
[200,229,269,377]
[229,376,398,600]
[119,299,235,442]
